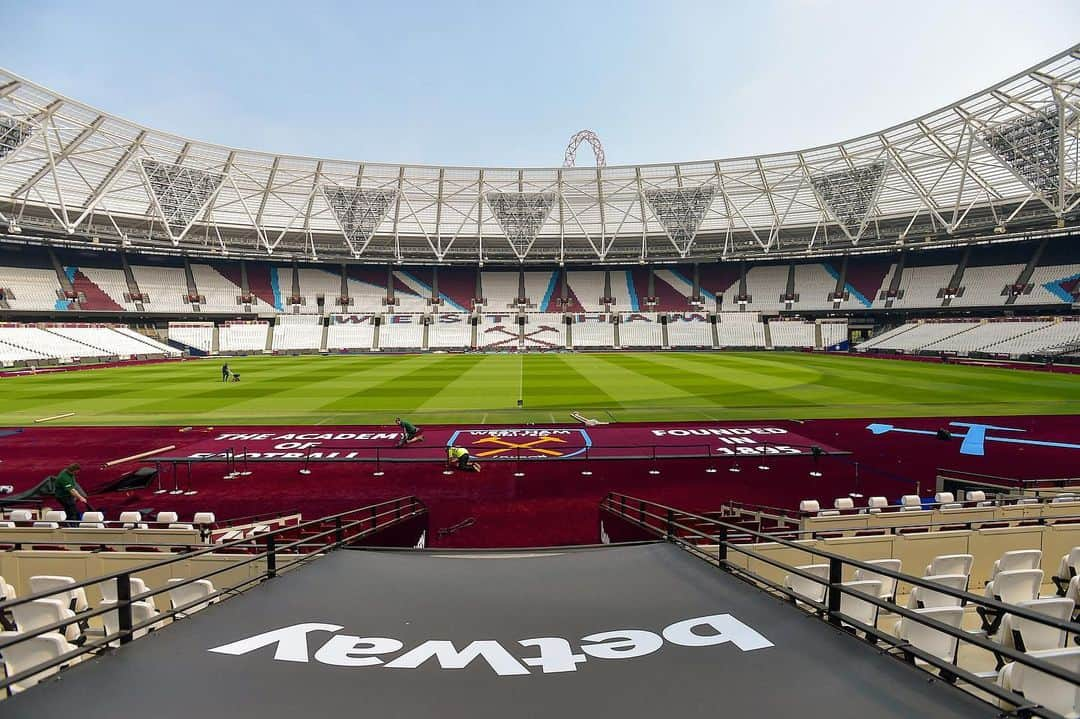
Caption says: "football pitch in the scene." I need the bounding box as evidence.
[1,352,1078,426]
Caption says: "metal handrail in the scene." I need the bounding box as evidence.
[0,496,427,693]
[600,493,1080,707]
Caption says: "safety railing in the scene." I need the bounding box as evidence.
[0,496,427,696]
[601,492,1080,719]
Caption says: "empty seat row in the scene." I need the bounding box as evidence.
[3,510,215,530]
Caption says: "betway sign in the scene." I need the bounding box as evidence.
[208,613,773,676]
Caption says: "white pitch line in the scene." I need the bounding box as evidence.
[33,412,75,423]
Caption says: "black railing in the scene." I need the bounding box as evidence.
[0,496,426,695]
[601,492,1080,719]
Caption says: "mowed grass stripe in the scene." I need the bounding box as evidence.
[0,352,1076,425]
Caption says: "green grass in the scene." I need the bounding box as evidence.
[1,352,1078,426]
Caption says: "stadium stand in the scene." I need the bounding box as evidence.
[857,320,981,352]
[131,263,188,313]
[271,315,322,351]
[793,263,839,310]
[346,267,388,312]
[820,320,848,349]
[523,313,565,349]
[379,315,426,350]
[768,319,816,349]
[697,264,741,306]
[78,267,137,311]
[392,269,431,313]
[653,267,697,310]
[218,321,269,353]
[480,271,519,310]
[717,312,766,348]
[523,270,558,311]
[0,266,64,311]
[617,313,662,348]
[326,314,376,351]
[428,314,471,349]
[478,313,519,349]
[296,267,342,314]
[573,314,615,348]
[167,322,213,353]
[434,267,475,311]
[607,270,633,311]
[189,263,241,313]
[666,313,712,347]
[566,270,607,311]
[744,263,789,311]
[889,250,961,309]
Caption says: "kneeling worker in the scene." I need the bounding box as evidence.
[395,417,424,448]
[52,463,88,524]
[446,445,481,473]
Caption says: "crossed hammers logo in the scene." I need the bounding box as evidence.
[470,435,568,457]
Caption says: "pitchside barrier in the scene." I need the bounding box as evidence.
[937,469,1080,501]
[600,493,1080,718]
[0,497,428,696]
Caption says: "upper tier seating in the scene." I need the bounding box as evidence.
[190,264,241,312]
[79,267,139,311]
[131,265,188,312]
[0,267,63,311]
[793,263,838,310]
[566,271,607,311]
[951,264,1023,308]
[890,264,956,309]
[296,267,342,314]
[743,265,789,311]
[480,272,519,310]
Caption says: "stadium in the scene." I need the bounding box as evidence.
[0,17,1077,718]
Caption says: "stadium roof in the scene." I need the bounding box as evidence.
[0,45,1077,264]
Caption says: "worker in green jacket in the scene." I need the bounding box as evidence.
[52,463,88,524]
[395,417,424,448]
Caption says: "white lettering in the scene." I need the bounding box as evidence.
[208,623,342,662]
[579,630,663,660]
[314,636,403,667]
[662,614,773,651]
[519,637,587,674]
[385,640,530,676]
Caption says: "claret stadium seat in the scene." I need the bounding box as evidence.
[997,647,1080,717]
[1053,547,1080,595]
[854,559,902,602]
[908,574,968,609]
[925,554,974,581]
[10,598,83,645]
[0,630,74,695]
[783,564,829,605]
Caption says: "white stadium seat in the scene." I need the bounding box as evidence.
[167,578,219,616]
[783,564,829,604]
[11,598,82,645]
[908,574,968,609]
[995,598,1074,653]
[854,559,902,602]
[0,631,74,694]
[997,648,1080,717]
[991,550,1043,581]
[924,555,974,580]
[895,606,964,666]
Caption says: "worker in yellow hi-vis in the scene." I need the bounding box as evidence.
[446,445,481,473]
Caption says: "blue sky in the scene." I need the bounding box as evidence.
[5,0,1079,167]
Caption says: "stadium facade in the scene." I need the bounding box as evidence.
[0,45,1076,265]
